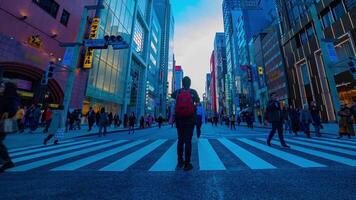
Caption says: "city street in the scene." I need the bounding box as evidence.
[1,124,356,200]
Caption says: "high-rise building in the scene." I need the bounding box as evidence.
[276,0,356,122]
[210,51,218,114]
[0,0,96,108]
[213,33,228,115]
[205,73,212,116]
[153,0,175,118]
[145,9,162,117]
[222,0,275,114]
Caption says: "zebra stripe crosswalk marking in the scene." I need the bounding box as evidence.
[316,137,356,145]
[198,139,226,170]
[149,141,177,172]
[11,140,92,157]
[9,140,121,172]
[52,140,146,171]
[284,138,356,156]
[100,139,167,171]
[238,138,325,168]
[294,137,356,150]
[8,139,76,153]
[263,139,356,166]
[13,140,107,163]
[218,138,275,169]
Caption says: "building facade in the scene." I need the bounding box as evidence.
[210,51,218,114]
[172,65,183,92]
[0,0,96,108]
[276,0,356,122]
[213,33,228,115]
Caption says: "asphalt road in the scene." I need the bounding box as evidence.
[1,124,356,200]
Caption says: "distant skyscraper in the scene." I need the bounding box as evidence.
[153,0,175,117]
[173,65,183,92]
[213,33,227,114]
[210,51,217,114]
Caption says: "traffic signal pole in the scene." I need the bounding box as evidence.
[62,5,103,127]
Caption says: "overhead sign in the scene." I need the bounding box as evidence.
[83,17,100,69]
[112,42,129,50]
[62,47,75,66]
[83,39,107,48]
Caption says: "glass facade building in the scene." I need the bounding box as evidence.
[85,0,135,113]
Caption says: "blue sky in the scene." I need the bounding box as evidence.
[170,0,224,97]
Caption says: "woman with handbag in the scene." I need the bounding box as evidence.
[43,105,65,145]
[0,82,19,173]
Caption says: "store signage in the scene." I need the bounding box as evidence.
[83,17,100,69]
[28,35,42,48]
[325,42,339,63]
[258,66,263,75]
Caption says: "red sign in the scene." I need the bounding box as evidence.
[175,66,182,71]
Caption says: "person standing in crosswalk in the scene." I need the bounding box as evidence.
[171,76,200,171]
[43,105,64,145]
[264,93,289,148]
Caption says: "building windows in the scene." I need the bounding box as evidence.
[133,22,145,55]
[300,31,307,45]
[321,9,334,28]
[60,9,70,26]
[306,24,314,38]
[32,0,59,18]
[332,1,346,19]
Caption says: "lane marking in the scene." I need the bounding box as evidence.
[149,141,177,172]
[52,140,146,171]
[238,138,325,168]
[218,138,275,169]
[8,140,124,172]
[100,139,167,171]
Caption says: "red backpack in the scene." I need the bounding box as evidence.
[175,89,194,117]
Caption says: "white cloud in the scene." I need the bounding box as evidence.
[173,0,224,97]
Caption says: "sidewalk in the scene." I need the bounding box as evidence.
[4,124,160,149]
[238,122,350,136]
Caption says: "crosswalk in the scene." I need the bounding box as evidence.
[6,136,356,172]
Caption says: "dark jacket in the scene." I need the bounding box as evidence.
[265,100,283,123]
[0,95,19,118]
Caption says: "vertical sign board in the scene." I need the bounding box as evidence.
[83,18,100,69]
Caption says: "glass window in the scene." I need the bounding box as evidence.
[60,9,70,26]
[301,63,310,85]
[300,31,307,45]
[306,24,314,38]
[332,1,346,19]
[133,22,145,54]
[32,0,59,18]
[138,0,148,17]
[321,10,334,28]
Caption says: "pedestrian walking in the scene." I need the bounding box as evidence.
[237,114,241,126]
[128,112,136,134]
[300,104,313,138]
[108,112,113,127]
[87,107,95,131]
[98,108,108,137]
[158,115,163,128]
[337,104,355,139]
[140,116,145,129]
[351,101,356,124]
[123,113,128,128]
[15,105,25,133]
[265,93,289,148]
[289,106,300,136]
[171,76,200,171]
[195,102,205,138]
[213,112,219,126]
[43,105,64,145]
[42,106,53,133]
[230,114,236,130]
[282,107,291,134]
[310,101,322,137]
[0,82,19,172]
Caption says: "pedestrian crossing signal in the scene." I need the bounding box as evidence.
[258,66,263,75]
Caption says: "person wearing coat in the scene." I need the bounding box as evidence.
[43,105,65,145]
[98,108,108,137]
[337,104,355,139]
[300,104,313,138]
[310,101,322,137]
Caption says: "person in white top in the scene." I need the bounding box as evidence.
[195,102,205,138]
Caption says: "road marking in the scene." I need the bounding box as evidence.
[238,138,325,168]
[13,140,108,163]
[100,139,167,171]
[317,137,356,145]
[8,139,76,153]
[52,140,146,171]
[149,141,177,172]
[262,139,356,166]
[218,138,275,169]
[198,139,226,170]
[294,137,356,150]
[10,140,91,157]
[8,140,125,172]
[284,138,356,156]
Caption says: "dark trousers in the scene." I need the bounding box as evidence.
[230,121,236,130]
[88,120,94,131]
[44,133,55,144]
[158,122,162,128]
[0,132,11,162]
[44,120,52,132]
[196,122,202,138]
[267,122,287,145]
[176,120,194,164]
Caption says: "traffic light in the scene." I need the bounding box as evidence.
[104,35,129,50]
[47,64,55,79]
[41,63,55,85]
[41,73,48,85]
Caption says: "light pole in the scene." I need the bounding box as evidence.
[61,5,104,127]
